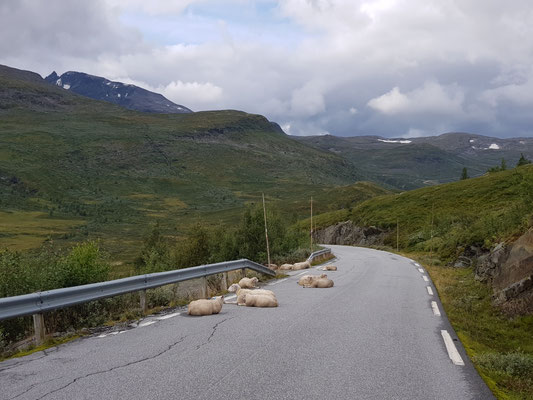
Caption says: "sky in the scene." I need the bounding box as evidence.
[2,0,533,138]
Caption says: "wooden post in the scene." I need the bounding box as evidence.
[310,197,313,251]
[262,193,271,268]
[201,277,208,298]
[241,268,246,279]
[221,272,228,292]
[140,290,147,314]
[430,203,434,257]
[396,218,399,252]
[33,313,45,346]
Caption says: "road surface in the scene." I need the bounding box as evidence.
[0,245,494,399]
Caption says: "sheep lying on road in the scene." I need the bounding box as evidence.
[228,283,276,306]
[267,264,278,270]
[244,293,278,307]
[188,296,224,316]
[321,265,337,271]
[304,276,334,288]
[292,261,311,270]
[297,274,328,287]
[279,263,293,270]
[239,277,259,289]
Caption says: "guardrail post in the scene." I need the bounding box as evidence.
[140,290,147,314]
[221,273,228,291]
[241,268,246,279]
[201,277,208,298]
[33,313,45,346]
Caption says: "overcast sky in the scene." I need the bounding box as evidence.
[2,0,533,138]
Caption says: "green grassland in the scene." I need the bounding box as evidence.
[0,67,388,266]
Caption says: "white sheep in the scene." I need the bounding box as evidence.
[292,261,311,270]
[279,263,293,270]
[297,274,328,287]
[187,296,224,316]
[239,276,259,289]
[228,283,276,306]
[321,265,337,271]
[267,263,279,270]
[304,277,334,288]
[244,293,278,307]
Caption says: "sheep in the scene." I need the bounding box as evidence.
[304,277,334,288]
[267,263,279,270]
[321,265,337,271]
[292,261,311,270]
[297,274,328,287]
[239,276,259,289]
[187,296,224,316]
[279,263,293,270]
[227,283,276,306]
[243,293,278,307]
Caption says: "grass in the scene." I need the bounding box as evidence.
[417,258,533,399]
[300,165,533,262]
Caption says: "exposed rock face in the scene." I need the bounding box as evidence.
[313,221,387,246]
[473,231,533,314]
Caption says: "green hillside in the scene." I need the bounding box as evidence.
[307,165,533,258]
[0,65,371,262]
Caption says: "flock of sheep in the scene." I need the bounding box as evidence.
[187,260,338,316]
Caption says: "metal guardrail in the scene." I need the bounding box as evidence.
[0,259,275,321]
[307,248,332,263]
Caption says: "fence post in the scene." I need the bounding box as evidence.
[241,268,246,279]
[33,313,45,346]
[140,290,147,314]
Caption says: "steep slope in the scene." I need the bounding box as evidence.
[296,133,533,190]
[0,64,363,259]
[44,71,192,113]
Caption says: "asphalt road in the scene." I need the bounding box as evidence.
[0,245,494,400]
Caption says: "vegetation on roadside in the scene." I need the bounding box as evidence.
[419,258,533,400]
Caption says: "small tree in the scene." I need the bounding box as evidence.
[460,167,468,180]
[517,153,531,167]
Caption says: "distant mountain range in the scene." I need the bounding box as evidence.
[295,133,533,189]
[44,71,192,114]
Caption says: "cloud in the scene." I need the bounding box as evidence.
[368,82,465,116]
[2,0,533,138]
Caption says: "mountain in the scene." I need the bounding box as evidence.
[44,71,192,114]
[295,133,533,190]
[0,64,365,261]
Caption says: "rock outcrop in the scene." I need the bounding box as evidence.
[473,230,533,315]
[313,221,387,246]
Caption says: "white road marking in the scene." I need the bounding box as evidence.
[441,330,465,366]
[418,268,424,273]
[268,278,288,286]
[157,313,180,320]
[296,271,308,276]
[422,275,429,282]
[414,263,420,267]
[431,301,441,316]
[427,286,434,295]
[139,320,157,327]
[97,334,107,338]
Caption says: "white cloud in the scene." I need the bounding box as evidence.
[3,0,533,138]
[290,82,326,117]
[368,82,465,116]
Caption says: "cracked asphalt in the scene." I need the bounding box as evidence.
[0,245,494,400]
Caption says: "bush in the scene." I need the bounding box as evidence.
[474,351,533,379]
